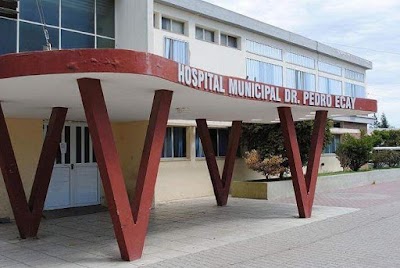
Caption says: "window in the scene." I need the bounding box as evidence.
[246,40,282,60]
[318,77,342,95]
[19,22,59,52]
[221,33,238,48]
[333,121,341,128]
[195,26,215,43]
[164,38,189,64]
[318,62,342,76]
[287,69,316,91]
[162,17,184,35]
[62,0,95,33]
[20,0,59,26]
[3,0,115,55]
[246,59,283,86]
[97,37,115,48]
[162,127,187,158]
[62,30,95,49]
[0,17,17,54]
[324,135,340,154]
[286,52,315,69]
[345,83,366,98]
[345,69,365,82]
[96,0,115,38]
[196,128,229,157]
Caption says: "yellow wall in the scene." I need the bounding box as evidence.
[112,121,148,201]
[0,119,343,219]
[0,119,43,219]
[111,122,264,204]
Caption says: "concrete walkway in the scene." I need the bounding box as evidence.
[1,180,400,267]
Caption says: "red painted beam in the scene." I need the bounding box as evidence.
[305,110,328,210]
[278,107,327,218]
[0,105,67,238]
[196,119,242,206]
[28,107,68,236]
[131,90,173,252]
[0,103,32,237]
[78,78,137,260]
[78,78,173,261]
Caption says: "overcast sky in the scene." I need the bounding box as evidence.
[204,0,400,127]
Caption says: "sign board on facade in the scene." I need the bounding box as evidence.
[178,64,357,110]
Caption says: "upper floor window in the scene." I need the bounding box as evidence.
[164,38,189,65]
[0,17,17,55]
[3,0,115,55]
[287,69,316,91]
[221,33,238,48]
[345,83,366,98]
[195,26,215,43]
[162,127,187,158]
[196,128,229,157]
[286,52,315,69]
[162,17,184,35]
[246,59,283,86]
[318,77,342,95]
[246,40,282,61]
[345,69,365,82]
[318,62,342,76]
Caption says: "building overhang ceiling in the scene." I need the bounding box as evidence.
[0,49,377,123]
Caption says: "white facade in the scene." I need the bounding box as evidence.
[115,0,370,101]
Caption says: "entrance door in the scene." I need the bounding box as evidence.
[45,123,100,210]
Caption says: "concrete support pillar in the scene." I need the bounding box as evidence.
[278,107,328,218]
[78,78,172,261]
[0,105,67,237]
[196,119,242,206]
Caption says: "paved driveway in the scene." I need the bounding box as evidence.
[0,180,399,267]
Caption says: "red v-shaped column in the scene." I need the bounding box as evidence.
[278,107,328,218]
[0,105,67,238]
[196,119,242,206]
[78,78,173,261]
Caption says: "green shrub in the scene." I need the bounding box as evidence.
[336,134,374,171]
[371,150,400,168]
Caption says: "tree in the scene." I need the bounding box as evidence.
[373,113,379,128]
[335,133,374,171]
[241,120,333,167]
[379,113,390,128]
[371,129,400,147]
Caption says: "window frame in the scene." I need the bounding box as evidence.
[245,39,283,61]
[286,52,315,69]
[164,37,189,65]
[162,126,188,160]
[161,16,185,35]
[220,33,239,49]
[195,26,215,43]
[195,128,229,158]
[1,0,116,55]
[246,58,283,86]
[324,134,341,154]
[318,76,343,95]
[287,68,316,91]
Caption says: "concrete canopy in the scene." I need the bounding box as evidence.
[0,49,377,123]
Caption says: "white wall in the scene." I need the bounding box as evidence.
[153,2,368,92]
[115,0,154,52]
